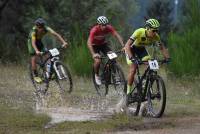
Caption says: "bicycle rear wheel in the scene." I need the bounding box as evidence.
[146,75,166,118]
[54,62,73,96]
[111,63,126,97]
[29,62,49,94]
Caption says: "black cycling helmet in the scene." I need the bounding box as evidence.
[34,18,46,26]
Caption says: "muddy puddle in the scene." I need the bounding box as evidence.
[38,107,114,123]
[35,89,127,125]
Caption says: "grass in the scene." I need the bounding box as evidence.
[0,104,50,134]
[0,64,200,133]
[165,76,200,117]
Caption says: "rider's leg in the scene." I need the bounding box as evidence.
[127,63,137,94]
[94,58,101,75]
[31,55,37,76]
[94,58,102,85]
[31,55,42,83]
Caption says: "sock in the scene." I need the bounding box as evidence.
[127,84,132,94]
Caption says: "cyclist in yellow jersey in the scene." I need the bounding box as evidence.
[27,18,68,83]
[125,18,170,95]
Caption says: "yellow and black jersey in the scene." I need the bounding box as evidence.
[130,28,161,47]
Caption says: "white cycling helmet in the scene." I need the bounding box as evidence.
[97,16,109,25]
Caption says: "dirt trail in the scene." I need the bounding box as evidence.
[1,65,200,133]
[109,116,200,134]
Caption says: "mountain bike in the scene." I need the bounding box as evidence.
[126,58,167,118]
[29,46,73,106]
[92,51,126,96]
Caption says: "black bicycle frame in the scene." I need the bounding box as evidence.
[133,65,156,102]
[102,59,117,85]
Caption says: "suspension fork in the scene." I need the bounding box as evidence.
[53,61,63,79]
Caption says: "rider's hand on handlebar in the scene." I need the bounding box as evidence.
[36,50,43,55]
[62,42,68,48]
[93,53,101,59]
[121,47,126,52]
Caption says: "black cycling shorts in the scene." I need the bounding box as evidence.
[92,44,112,55]
[131,45,148,59]
[29,40,45,56]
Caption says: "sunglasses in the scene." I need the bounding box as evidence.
[152,29,158,33]
[36,25,44,29]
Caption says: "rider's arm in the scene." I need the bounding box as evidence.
[47,27,68,47]
[51,31,68,47]
[125,38,134,59]
[108,25,124,47]
[87,27,96,56]
[87,37,95,56]
[31,33,40,54]
[113,31,124,47]
[125,30,139,59]
[159,42,170,59]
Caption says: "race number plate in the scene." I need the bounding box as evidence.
[107,52,117,59]
[49,48,60,56]
[148,60,159,70]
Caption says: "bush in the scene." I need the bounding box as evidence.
[168,27,200,76]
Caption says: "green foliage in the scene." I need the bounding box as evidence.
[65,24,93,76]
[168,27,200,76]
[182,0,200,29]
[168,0,200,77]
[0,0,138,75]
[146,0,173,44]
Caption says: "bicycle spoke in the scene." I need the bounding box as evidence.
[147,76,166,118]
[56,63,73,94]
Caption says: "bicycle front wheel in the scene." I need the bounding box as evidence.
[54,62,73,95]
[146,75,166,118]
[92,67,109,96]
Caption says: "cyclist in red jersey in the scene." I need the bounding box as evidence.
[87,16,124,85]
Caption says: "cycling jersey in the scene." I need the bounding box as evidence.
[89,24,116,45]
[126,28,161,65]
[30,26,54,40]
[130,28,161,47]
[27,26,55,55]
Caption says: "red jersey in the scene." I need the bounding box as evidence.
[88,24,116,45]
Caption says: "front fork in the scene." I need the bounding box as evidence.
[53,61,67,80]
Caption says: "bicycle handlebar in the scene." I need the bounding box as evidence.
[99,50,124,59]
[41,45,65,55]
[130,58,170,65]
